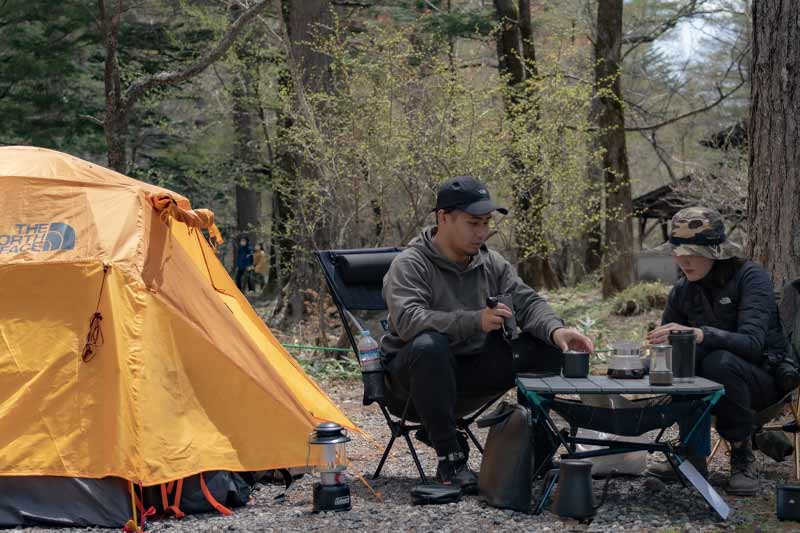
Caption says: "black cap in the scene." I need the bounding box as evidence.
[433,176,508,216]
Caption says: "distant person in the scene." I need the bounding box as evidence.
[646,206,798,496]
[252,243,267,290]
[381,176,593,494]
[235,237,253,292]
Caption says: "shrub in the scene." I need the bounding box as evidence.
[612,282,669,316]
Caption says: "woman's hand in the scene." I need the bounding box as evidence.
[646,322,704,345]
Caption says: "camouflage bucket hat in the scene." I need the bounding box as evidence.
[658,206,742,260]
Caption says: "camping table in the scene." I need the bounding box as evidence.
[516,375,730,520]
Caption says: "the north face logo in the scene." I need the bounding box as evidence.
[0,223,76,254]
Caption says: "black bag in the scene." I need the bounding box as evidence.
[477,401,534,512]
[142,471,253,517]
[410,483,462,505]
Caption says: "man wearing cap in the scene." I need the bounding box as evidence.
[381,176,593,493]
[646,206,797,495]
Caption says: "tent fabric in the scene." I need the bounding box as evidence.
[0,476,131,528]
[0,146,355,486]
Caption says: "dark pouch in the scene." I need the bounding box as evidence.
[361,368,386,406]
[777,484,800,521]
[410,483,462,505]
[477,401,533,512]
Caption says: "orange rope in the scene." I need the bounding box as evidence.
[347,459,383,501]
[356,429,386,454]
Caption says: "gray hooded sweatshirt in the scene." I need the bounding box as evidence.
[381,226,565,355]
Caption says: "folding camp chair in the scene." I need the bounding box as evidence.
[315,247,501,482]
[708,280,800,478]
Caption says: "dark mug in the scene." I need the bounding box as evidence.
[563,351,590,378]
[668,330,696,383]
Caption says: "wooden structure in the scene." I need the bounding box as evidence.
[633,175,745,248]
[633,176,692,247]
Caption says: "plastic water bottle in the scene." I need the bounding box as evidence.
[357,330,384,405]
[357,330,381,371]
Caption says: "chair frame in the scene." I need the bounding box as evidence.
[708,390,800,479]
[315,248,499,482]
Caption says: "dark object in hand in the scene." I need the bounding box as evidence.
[486,294,518,340]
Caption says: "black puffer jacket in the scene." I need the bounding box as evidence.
[662,260,789,366]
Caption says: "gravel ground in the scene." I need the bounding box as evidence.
[18,381,799,533]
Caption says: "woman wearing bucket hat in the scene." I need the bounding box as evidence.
[645,206,794,496]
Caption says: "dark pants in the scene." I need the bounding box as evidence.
[235,268,253,291]
[680,349,780,453]
[385,330,562,457]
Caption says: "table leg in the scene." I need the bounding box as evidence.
[676,456,731,520]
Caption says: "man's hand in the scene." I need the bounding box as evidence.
[646,322,703,345]
[480,303,513,332]
[552,327,594,353]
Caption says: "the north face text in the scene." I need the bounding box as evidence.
[0,223,75,254]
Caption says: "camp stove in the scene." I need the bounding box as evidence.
[607,342,646,379]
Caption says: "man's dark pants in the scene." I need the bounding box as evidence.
[384,330,562,457]
[680,349,780,455]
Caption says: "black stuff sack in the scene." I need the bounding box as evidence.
[410,483,462,505]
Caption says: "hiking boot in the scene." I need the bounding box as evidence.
[646,455,708,481]
[416,429,470,461]
[436,451,478,495]
[754,430,794,462]
[727,441,758,496]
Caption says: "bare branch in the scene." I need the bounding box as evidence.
[123,0,270,107]
[624,78,745,132]
[422,0,441,12]
[80,114,106,127]
[331,0,374,5]
[0,80,16,100]
[642,130,677,182]
[458,60,498,69]
[626,42,750,132]
[621,0,709,61]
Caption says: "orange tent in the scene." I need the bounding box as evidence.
[0,146,355,486]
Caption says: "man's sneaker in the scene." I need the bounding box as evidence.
[646,455,708,481]
[436,451,478,495]
[727,442,758,496]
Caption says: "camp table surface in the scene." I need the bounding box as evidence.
[517,374,730,520]
[517,375,723,396]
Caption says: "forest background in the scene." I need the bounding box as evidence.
[3,0,796,341]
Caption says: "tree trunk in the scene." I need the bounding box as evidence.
[99,0,127,172]
[494,0,524,86]
[284,0,332,93]
[494,0,560,290]
[596,0,635,298]
[279,0,333,323]
[231,7,262,244]
[747,0,800,290]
